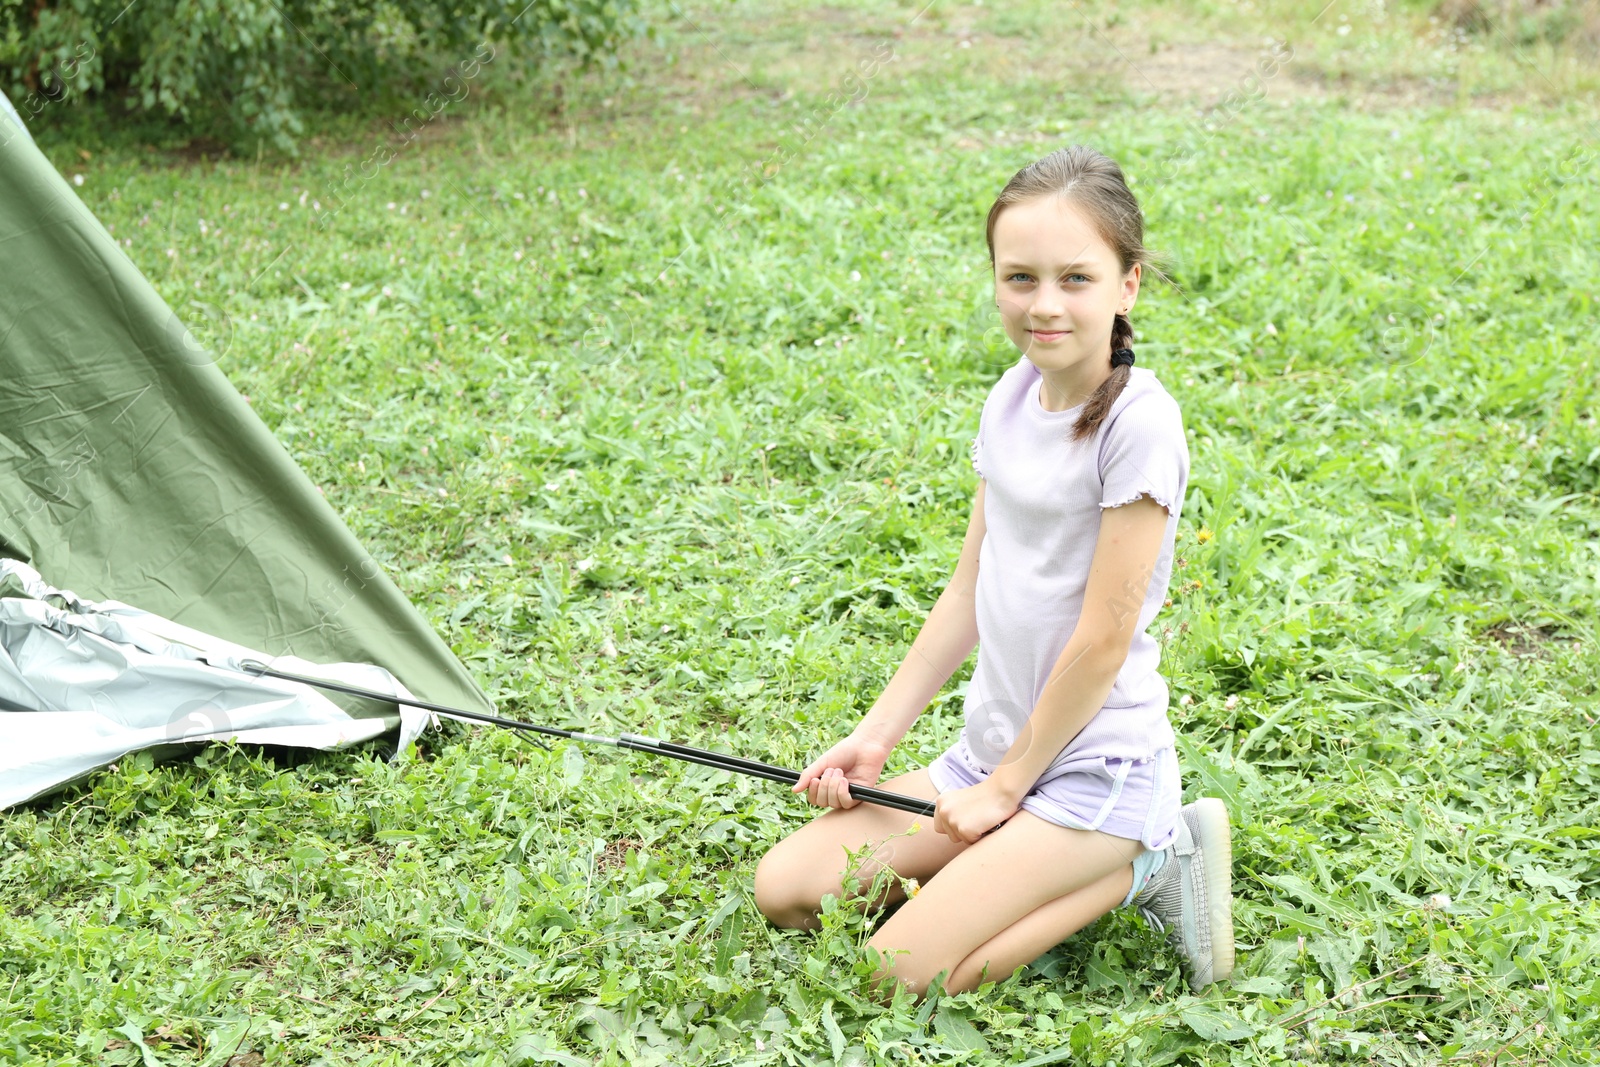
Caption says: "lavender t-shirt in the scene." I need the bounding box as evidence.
[957,358,1189,782]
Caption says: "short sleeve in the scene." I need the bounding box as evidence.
[1097,391,1189,516]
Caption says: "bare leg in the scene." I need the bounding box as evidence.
[862,810,1142,1003]
[945,862,1133,993]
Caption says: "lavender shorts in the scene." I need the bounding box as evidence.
[926,738,1181,855]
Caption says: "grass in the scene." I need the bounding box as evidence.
[3,0,1599,1063]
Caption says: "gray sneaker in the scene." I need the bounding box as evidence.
[1132,796,1235,990]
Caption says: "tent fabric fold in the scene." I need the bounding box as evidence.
[0,558,432,809]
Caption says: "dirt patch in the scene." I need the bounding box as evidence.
[166,136,233,164]
[1483,621,1570,658]
[1111,38,1478,109]
[596,835,643,872]
[576,4,1574,135]
[1117,40,1305,101]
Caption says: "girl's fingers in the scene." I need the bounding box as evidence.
[795,759,829,793]
[800,758,838,793]
[796,756,843,795]
[815,766,847,809]
[812,767,838,809]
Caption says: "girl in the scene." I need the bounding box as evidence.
[753,145,1234,1002]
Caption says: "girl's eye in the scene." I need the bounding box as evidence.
[1005,273,1090,283]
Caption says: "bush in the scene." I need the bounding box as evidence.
[0,0,652,155]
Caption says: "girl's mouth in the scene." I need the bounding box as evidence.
[1030,329,1071,342]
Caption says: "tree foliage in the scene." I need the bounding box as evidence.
[0,0,650,154]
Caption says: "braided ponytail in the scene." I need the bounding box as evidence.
[1069,311,1136,442]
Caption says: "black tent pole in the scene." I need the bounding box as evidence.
[237,660,938,818]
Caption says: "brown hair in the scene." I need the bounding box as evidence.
[984,145,1166,441]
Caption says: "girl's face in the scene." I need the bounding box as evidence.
[991,194,1140,378]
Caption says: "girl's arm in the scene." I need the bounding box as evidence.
[987,494,1171,801]
[850,480,988,752]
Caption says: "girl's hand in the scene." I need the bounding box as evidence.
[792,732,894,810]
[933,780,1022,844]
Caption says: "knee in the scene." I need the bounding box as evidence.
[947,953,1012,995]
[865,946,952,1006]
[753,848,818,929]
[865,933,956,1004]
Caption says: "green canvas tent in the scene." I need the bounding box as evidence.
[0,93,494,805]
